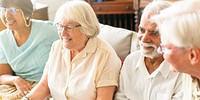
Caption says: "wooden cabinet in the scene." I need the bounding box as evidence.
[86,0,150,31]
[87,0,135,15]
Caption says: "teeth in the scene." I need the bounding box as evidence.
[6,20,15,25]
[64,38,71,42]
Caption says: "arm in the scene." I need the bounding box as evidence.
[114,54,135,100]
[24,73,50,100]
[114,69,130,100]
[0,64,32,96]
[96,86,116,100]
[0,64,14,85]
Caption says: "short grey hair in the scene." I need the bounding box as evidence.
[54,1,100,38]
[143,0,172,16]
[153,0,200,48]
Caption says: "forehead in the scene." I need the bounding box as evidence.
[58,20,78,26]
[139,12,157,29]
[139,20,157,30]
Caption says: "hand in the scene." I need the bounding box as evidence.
[13,76,32,96]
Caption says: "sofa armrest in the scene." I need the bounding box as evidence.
[130,31,140,53]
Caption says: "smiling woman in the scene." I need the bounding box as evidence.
[0,2,48,31]
[0,0,59,99]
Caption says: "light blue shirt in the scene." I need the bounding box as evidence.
[0,19,59,82]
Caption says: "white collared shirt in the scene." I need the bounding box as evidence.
[115,50,183,100]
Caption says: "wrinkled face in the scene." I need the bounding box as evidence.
[56,20,88,51]
[0,6,26,30]
[159,43,190,72]
[137,12,161,58]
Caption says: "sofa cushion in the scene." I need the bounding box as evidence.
[98,24,135,61]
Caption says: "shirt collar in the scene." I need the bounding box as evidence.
[135,52,171,79]
[80,37,97,58]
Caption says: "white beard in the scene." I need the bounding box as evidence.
[139,41,161,58]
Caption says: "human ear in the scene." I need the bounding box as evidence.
[189,47,200,65]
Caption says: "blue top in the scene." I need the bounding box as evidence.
[0,19,59,82]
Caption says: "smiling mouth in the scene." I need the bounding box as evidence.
[63,38,72,42]
[143,46,154,49]
[6,20,15,26]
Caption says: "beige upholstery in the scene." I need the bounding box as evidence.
[98,24,139,61]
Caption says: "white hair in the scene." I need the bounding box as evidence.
[143,0,172,16]
[153,0,200,48]
[54,1,100,38]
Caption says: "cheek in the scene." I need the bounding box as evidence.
[137,33,143,40]
[163,53,175,63]
[163,51,185,72]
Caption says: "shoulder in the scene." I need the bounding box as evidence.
[125,50,142,61]
[0,30,12,41]
[91,37,121,63]
[51,40,62,49]
[0,29,10,36]
[122,50,141,70]
[32,19,56,30]
[96,38,116,54]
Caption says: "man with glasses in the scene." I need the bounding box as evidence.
[153,0,200,100]
[115,1,183,100]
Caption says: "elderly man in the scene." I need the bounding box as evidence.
[153,0,200,100]
[114,1,183,100]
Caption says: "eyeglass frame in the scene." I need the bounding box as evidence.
[55,23,81,32]
[158,44,186,54]
[0,7,20,15]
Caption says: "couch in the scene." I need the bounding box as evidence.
[98,24,139,61]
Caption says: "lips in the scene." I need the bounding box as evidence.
[6,20,15,26]
[142,46,154,50]
[63,38,72,42]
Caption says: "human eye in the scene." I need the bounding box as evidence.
[65,26,73,31]
[149,30,159,36]
[55,23,63,31]
[9,7,17,14]
[138,27,145,33]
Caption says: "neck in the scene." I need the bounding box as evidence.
[188,65,200,80]
[13,26,31,46]
[145,55,164,74]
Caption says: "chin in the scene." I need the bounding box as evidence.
[141,49,161,58]
[62,44,70,49]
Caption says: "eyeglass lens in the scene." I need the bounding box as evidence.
[55,23,81,32]
[0,7,18,15]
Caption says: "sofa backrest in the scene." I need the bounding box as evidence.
[98,24,139,61]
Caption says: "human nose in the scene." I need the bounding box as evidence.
[59,29,68,37]
[138,31,151,43]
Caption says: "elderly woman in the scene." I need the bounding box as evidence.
[23,1,121,100]
[153,0,200,100]
[0,0,59,99]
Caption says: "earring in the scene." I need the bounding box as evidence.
[20,10,31,27]
[25,17,31,27]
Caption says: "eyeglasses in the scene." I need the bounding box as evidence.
[55,23,81,32]
[158,44,185,54]
[138,27,159,36]
[0,7,20,15]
